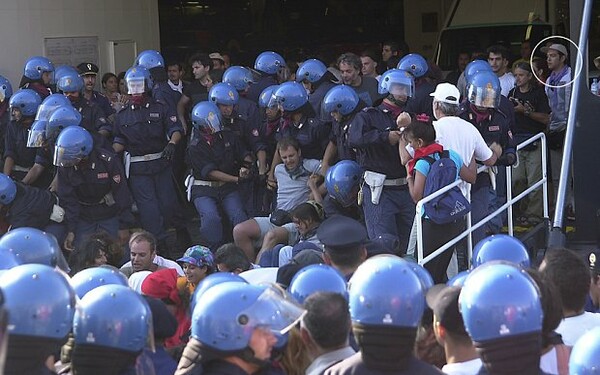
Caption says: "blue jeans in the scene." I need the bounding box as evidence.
[193,190,247,250]
[362,186,415,255]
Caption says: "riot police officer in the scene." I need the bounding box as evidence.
[186,101,251,250]
[471,234,531,269]
[56,70,110,138]
[70,284,153,375]
[322,160,363,220]
[0,75,13,167]
[112,65,183,252]
[398,53,436,118]
[460,261,548,374]
[458,70,516,244]
[295,58,337,122]
[19,56,54,99]
[135,49,180,114]
[55,126,132,250]
[222,65,261,127]
[175,282,305,375]
[347,72,415,254]
[247,51,287,103]
[4,89,43,183]
[0,264,76,375]
[325,256,443,374]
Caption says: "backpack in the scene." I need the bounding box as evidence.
[421,150,471,224]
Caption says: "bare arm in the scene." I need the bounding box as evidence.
[176,94,191,135]
[21,163,44,185]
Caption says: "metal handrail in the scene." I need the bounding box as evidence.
[416,132,548,266]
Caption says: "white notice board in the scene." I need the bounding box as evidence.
[44,36,99,67]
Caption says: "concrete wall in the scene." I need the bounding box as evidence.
[404,0,454,59]
[0,0,159,89]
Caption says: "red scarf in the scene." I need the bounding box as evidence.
[381,100,403,119]
[469,104,491,124]
[407,143,444,176]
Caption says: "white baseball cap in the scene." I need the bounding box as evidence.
[430,83,461,105]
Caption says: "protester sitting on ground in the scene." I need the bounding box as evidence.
[119,231,183,278]
[233,137,321,261]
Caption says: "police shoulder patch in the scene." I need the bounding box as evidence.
[98,153,112,162]
[113,174,121,184]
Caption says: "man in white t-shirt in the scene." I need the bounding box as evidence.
[427,285,482,375]
[540,249,600,346]
[119,230,184,278]
[487,45,515,96]
[404,83,499,267]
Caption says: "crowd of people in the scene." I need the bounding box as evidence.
[0,38,597,374]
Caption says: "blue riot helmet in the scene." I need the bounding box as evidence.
[348,256,424,327]
[397,53,428,78]
[46,105,82,143]
[325,160,362,207]
[223,66,256,91]
[378,68,415,97]
[259,85,279,108]
[74,284,153,352]
[459,261,542,342]
[466,70,501,109]
[288,264,347,304]
[471,234,530,269]
[295,59,328,83]
[191,101,224,134]
[190,271,247,313]
[0,246,20,272]
[57,71,84,93]
[208,82,240,106]
[125,65,153,94]
[8,89,42,118]
[464,60,493,84]
[53,65,79,85]
[134,49,165,70]
[0,264,76,339]
[446,270,470,287]
[28,94,72,147]
[70,266,129,299]
[268,81,308,112]
[23,56,55,81]
[407,261,434,292]
[53,126,93,167]
[0,75,13,103]
[191,283,305,352]
[255,51,286,75]
[0,227,68,271]
[323,85,360,116]
[569,327,600,375]
[0,174,16,206]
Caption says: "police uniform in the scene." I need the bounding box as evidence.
[4,119,42,182]
[404,79,436,118]
[153,80,181,114]
[0,100,9,165]
[458,100,516,244]
[310,80,337,122]
[71,95,110,136]
[276,115,330,161]
[325,352,445,375]
[112,97,183,243]
[5,181,65,243]
[186,129,249,250]
[247,74,278,104]
[22,81,52,100]
[347,107,415,254]
[329,114,357,162]
[77,62,115,118]
[322,194,363,222]
[57,147,132,245]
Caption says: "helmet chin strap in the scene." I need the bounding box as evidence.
[239,347,271,369]
[386,94,406,107]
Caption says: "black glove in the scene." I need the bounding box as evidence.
[495,152,517,166]
[162,142,176,160]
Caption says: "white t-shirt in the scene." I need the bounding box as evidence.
[441,358,482,375]
[120,255,184,276]
[433,116,494,197]
[539,347,558,375]
[498,72,515,97]
[555,311,600,346]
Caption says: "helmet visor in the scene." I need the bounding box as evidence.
[240,286,306,335]
[266,95,285,112]
[388,82,414,97]
[27,122,47,148]
[467,84,500,109]
[53,144,85,167]
[127,77,145,95]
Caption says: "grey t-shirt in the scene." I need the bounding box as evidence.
[352,76,382,107]
[274,158,321,212]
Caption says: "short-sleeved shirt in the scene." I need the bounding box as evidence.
[351,76,381,107]
[508,85,551,137]
[274,158,321,212]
